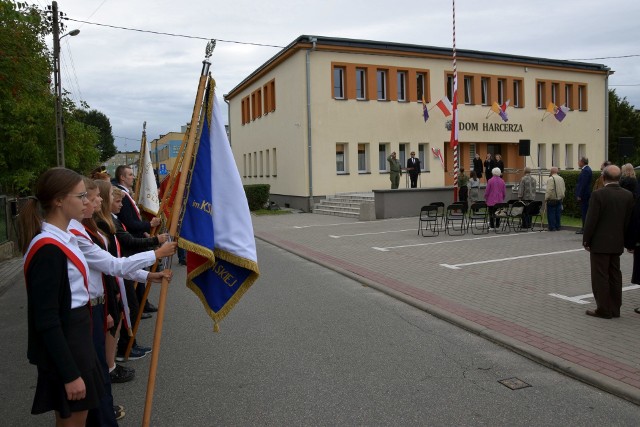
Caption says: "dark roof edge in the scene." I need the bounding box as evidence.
[225,35,610,99]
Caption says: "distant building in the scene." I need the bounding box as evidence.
[150,128,186,182]
[225,35,610,211]
[104,152,140,178]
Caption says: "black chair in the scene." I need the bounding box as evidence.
[526,201,544,231]
[468,201,489,234]
[491,202,510,233]
[507,200,527,232]
[429,202,446,230]
[418,205,440,237]
[445,202,467,235]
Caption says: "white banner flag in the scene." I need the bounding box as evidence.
[138,137,159,215]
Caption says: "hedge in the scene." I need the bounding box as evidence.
[244,184,270,211]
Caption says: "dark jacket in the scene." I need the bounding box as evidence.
[114,183,151,238]
[111,215,158,258]
[583,183,634,253]
[575,165,593,200]
[406,157,421,176]
[473,157,483,178]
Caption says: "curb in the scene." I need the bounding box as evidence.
[257,233,640,407]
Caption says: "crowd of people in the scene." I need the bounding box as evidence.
[19,166,177,426]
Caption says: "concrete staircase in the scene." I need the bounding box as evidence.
[314,192,374,218]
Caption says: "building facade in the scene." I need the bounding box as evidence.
[225,35,610,211]
[150,131,186,182]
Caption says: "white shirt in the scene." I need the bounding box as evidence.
[68,219,155,298]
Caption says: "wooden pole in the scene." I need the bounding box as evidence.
[141,51,213,427]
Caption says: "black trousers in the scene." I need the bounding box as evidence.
[590,252,623,317]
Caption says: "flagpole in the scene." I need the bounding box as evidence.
[134,122,146,199]
[451,0,459,202]
[141,40,216,427]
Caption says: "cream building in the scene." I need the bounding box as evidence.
[225,35,610,211]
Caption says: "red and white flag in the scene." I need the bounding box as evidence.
[436,97,452,117]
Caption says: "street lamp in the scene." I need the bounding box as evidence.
[52,1,79,167]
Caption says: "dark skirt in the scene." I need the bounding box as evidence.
[31,305,104,418]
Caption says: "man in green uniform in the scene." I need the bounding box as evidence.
[387,152,402,189]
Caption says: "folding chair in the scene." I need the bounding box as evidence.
[526,201,544,231]
[417,205,440,236]
[491,202,510,233]
[507,200,526,232]
[429,202,446,230]
[446,202,467,235]
[468,201,489,234]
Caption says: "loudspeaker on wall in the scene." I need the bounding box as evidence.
[518,139,531,157]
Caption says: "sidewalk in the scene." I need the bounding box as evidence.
[0,256,22,297]
[252,213,640,406]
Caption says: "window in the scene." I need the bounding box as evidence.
[447,75,455,102]
[399,143,409,166]
[469,144,477,169]
[397,71,407,101]
[358,143,369,172]
[265,150,270,176]
[379,143,389,171]
[564,84,572,109]
[497,79,506,105]
[377,70,387,100]
[537,144,546,169]
[416,72,427,102]
[419,143,428,172]
[565,144,574,169]
[253,151,258,177]
[333,67,345,99]
[336,143,347,173]
[578,85,587,111]
[248,153,252,177]
[513,80,522,107]
[263,79,276,113]
[241,96,250,125]
[552,144,559,168]
[537,81,546,109]
[272,147,277,176]
[356,68,367,100]
[551,83,559,105]
[578,144,586,161]
[464,76,473,104]
[259,151,263,177]
[481,77,489,105]
[243,154,247,177]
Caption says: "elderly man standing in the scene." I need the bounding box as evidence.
[583,165,634,319]
[544,167,566,231]
[387,152,402,189]
[518,167,537,228]
[575,156,592,234]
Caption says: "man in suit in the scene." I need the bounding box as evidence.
[406,151,421,188]
[583,165,634,319]
[575,156,592,234]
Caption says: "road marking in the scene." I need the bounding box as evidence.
[330,229,415,238]
[549,285,640,304]
[439,248,584,269]
[372,232,534,251]
[293,218,406,229]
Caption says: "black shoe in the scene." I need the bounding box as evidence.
[141,312,152,319]
[114,405,125,421]
[110,364,135,383]
[575,229,584,234]
[116,346,148,362]
[134,344,152,354]
[144,302,158,313]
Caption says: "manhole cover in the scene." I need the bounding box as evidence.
[498,377,531,390]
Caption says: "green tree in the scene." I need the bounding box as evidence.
[74,109,117,161]
[608,89,640,166]
[0,0,101,195]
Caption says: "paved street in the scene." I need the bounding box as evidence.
[1,231,640,425]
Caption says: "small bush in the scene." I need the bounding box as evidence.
[244,184,270,211]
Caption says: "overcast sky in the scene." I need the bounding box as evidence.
[42,0,640,152]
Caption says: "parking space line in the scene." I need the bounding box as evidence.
[549,285,640,304]
[372,232,534,251]
[330,229,415,238]
[439,248,584,270]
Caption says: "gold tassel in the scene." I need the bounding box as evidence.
[214,322,220,333]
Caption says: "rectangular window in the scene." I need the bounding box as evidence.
[248,153,252,177]
[497,79,506,105]
[537,81,546,109]
[419,143,428,172]
[259,151,263,177]
[253,151,258,177]
[565,144,574,169]
[565,84,572,109]
[537,144,546,169]
[481,77,489,105]
[399,143,408,166]
[552,144,559,168]
[513,80,522,107]
[358,143,369,172]
[265,149,270,176]
[447,75,455,102]
[397,71,407,101]
[243,154,247,177]
[464,76,473,105]
[336,143,347,173]
[578,144,586,161]
[262,79,276,114]
[356,68,367,100]
[416,72,427,102]
[377,70,387,101]
[578,85,587,111]
[551,83,559,105]
[333,67,345,99]
[378,144,387,171]
[272,147,277,176]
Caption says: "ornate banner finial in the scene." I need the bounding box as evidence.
[205,39,216,59]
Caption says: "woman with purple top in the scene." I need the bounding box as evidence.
[484,167,506,230]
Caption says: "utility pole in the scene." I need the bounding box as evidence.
[52,1,64,167]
